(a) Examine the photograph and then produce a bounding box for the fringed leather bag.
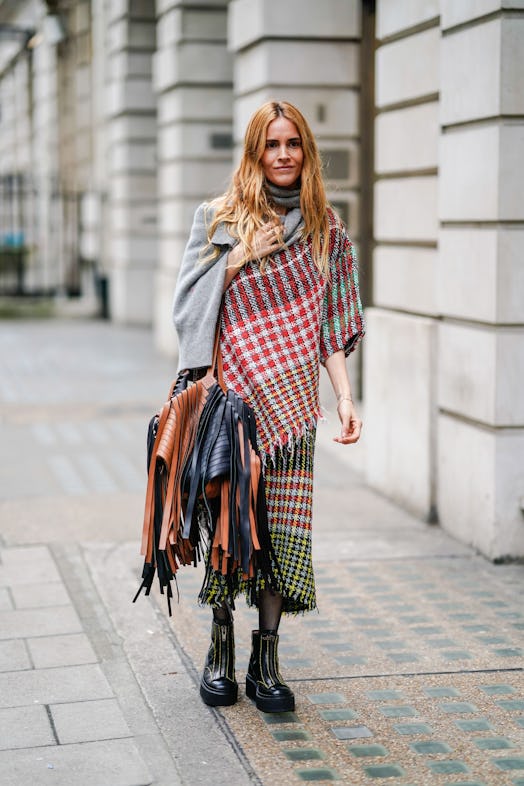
[134,334,277,614]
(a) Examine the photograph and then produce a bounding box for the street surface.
[0,318,523,785]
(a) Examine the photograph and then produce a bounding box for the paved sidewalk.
[0,544,165,785]
[0,319,523,786]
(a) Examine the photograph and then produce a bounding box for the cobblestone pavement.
[0,319,523,786]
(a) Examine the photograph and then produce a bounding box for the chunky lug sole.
[200,678,238,707]
[245,672,295,713]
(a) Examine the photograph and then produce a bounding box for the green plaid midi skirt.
[198,430,317,615]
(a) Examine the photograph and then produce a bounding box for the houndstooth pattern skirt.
[198,431,317,615]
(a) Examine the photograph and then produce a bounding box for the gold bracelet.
[337,395,353,407]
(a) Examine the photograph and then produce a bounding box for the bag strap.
[209,327,220,371]
[216,343,226,391]
[207,323,227,392]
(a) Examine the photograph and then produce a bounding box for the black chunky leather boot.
[246,629,295,713]
[200,617,238,707]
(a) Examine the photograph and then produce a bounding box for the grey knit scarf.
[265,182,304,245]
[266,181,301,210]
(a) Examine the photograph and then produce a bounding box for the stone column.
[229,0,361,231]
[436,2,524,558]
[152,0,233,355]
[57,1,92,190]
[55,1,93,297]
[365,1,440,519]
[89,0,112,307]
[106,0,157,324]
[32,27,61,294]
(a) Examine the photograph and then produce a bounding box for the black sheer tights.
[258,588,283,632]
[212,603,232,624]
[212,589,283,632]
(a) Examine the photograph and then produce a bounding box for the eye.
[266,140,278,149]
[289,139,302,148]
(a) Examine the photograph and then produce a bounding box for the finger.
[349,419,362,439]
[333,420,362,444]
[333,432,360,444]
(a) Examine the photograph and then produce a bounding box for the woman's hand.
[224,220,283,290]
[334,397,362,444]
[251,220,283,260]
[324,349,362,445]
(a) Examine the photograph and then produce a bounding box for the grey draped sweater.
[172,202,304,371]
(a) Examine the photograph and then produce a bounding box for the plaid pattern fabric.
[199,432,317,614]
[319,222,365,363]
[220,209,364,460]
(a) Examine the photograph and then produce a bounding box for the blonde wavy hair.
[202,101,331,275]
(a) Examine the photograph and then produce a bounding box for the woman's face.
[261,116,304,188]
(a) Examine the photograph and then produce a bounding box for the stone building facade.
[0,0,522,560]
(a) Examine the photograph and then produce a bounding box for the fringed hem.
[258,411,321,468]
[198,567,317,616]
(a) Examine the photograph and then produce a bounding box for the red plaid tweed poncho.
[219,208,365,462]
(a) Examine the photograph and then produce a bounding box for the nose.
[277,144,290,161]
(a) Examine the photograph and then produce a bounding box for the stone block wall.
[365,0,440,519]
[436,0,524,558]
[229,0,362,234]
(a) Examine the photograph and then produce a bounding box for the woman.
[173,101,364,713]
